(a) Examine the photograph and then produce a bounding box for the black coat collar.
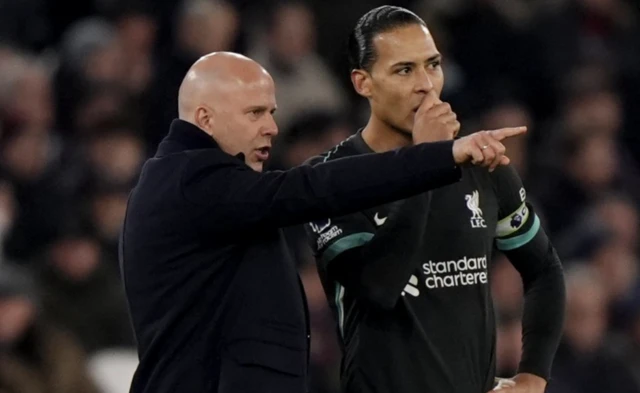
[156,119,219,157]
[155,119,246,162]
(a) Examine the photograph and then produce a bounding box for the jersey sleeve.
[490,164,566,381]
[491,165,541,251]
[304,194,431,311]
[305,212,376,270]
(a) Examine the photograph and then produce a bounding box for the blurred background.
[0,0,639,392]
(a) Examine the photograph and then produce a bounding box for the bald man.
[120,52,525,393]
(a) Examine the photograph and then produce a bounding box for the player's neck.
[361,117,412,153]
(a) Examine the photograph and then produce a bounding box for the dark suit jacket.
[120,119,461,392]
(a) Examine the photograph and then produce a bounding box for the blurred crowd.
[0,0,639,392]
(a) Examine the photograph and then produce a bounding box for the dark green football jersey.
[305,131,540,393]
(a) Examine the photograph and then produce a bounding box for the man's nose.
[264,126,279,137]
[263,116,279,137]
[415,69,434,94]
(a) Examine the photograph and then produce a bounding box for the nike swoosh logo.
[374,212,387,226]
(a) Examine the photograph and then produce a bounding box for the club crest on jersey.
[465,190,487,228]
[310,218,331,233]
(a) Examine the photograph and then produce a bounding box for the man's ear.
[194,106,214,135]
[351,69,373,98]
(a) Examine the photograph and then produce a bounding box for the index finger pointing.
[489,126,527,140]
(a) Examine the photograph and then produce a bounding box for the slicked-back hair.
[347,6,426,72]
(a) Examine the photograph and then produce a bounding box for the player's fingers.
[438,111,457,123]
[449,119,461,136]
[442,119,461,140]
[494,377,516,385]
[425,89,440,106]
[426,102,453,117]
[493,382,516,389]
[490,378,517,391]
[416,100,436,115]
[416,90,442,110]
[488,126,527,141]
[415,92,440,115]
[500,155,510,166]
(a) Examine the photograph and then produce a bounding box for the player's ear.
[351,69,372,98]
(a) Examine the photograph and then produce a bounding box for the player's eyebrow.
[391,54,442,68]
[427,54,442,63]
[391,61,415,68]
